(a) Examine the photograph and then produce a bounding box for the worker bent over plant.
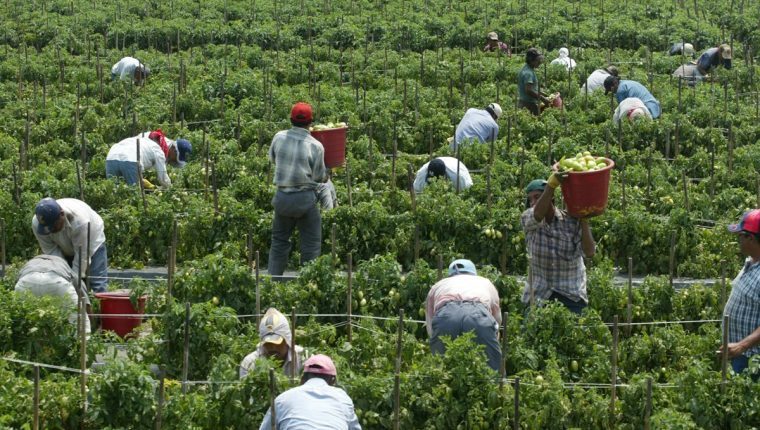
[425,259,502,371]
[240,308,305,378]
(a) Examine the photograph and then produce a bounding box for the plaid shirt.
[724,258,760,358]
[269,127,328,192]
[521,207,587,304]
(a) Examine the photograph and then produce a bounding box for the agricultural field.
[0,0,759,428]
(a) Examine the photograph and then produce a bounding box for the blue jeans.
[106,160,140,185]
[89,243,109,293]
[267,190,322,276]
[430,301,502,371]
[548,291,587,315]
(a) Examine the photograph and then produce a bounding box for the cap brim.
[727,223,743,233]
[261,334,285,344]
[36,223,53,235]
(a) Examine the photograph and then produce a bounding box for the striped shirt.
[269,127,328,192]
[724,258,760,358]
[521,207,587,304]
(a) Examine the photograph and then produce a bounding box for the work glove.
[547,171,568,189]
[142,178,156,189]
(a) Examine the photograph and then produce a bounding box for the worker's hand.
[547,172,568,189]
[142,178,156,189]
[718,342,747,359]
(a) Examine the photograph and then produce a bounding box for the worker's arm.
[489,282,502,325]
[69,223,91,278]
[425,284,440,337]
[412,164,429,194]
[154,150,172,188]
[579,219,596,258]
[722,325,760,359]
[532,185,555,222]
[258,407,273,430]
[526,82,549,104]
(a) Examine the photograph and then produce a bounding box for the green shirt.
[518,64,539,104]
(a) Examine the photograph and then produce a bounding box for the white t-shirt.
[111,57,141,80]
[581,69,611,93]
[413,157,473,193]
[107,132,171,187]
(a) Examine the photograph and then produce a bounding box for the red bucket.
[311,127,348,168]
[552,157,615,218]
[95,290,147,338]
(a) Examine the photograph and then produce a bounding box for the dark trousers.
[267,190,321,276]
[548,291,587,315]
[430,301,502,371]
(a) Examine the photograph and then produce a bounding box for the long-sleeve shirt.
[239,344,305,378]
[483,41,511,55]
[106,132,171,187]
[581,69,611,93]
[425,275,501,337]
[111,57,141,80]
[696,48,723,74]
[32,198,106,279]
[17,254,85,293]
[453,108,499,151]
[412,157,473,193]
[259,378,362,430]
[615,80,661,119]
[521,207,587,304]
[269,127,328,192]
[724,258,760,358]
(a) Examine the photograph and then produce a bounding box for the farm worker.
[412,157,473,194]
[580,66,618,93]
[259,354,362,430]
[240,308,306,378]
[521,178,596,314]
[518,48,552,116]
[696,44,732,76]
[452,103,501,151]
[550,47,577,72]
[672,44,732,85]
[106,131,192,188]
[612,97,653,125]
[720,210,760,377]
[32,198,109,293]
[604,76,661,119]
[15,255,91,334]
[425,259,502,371]
[267,102,329,276]
[668,42,696,56]
[110,56,150,85]
[483,31,511,56]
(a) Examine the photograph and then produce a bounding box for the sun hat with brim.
[487,32,499,41]
[303,354,337,376]
[719,44,732,59]
[259,308,292,346]
[35,198,62,235]
[727,209,760,234]
[261,333,285,345]
[448,259,477,276]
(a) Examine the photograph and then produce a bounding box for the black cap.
[427,158,447,179]
[604,75,618,94]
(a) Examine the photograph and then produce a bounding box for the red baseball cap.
[291,102,313,123]
[728,209,760,234]
[303,354,337,376]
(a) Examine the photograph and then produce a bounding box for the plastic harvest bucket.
[552,157,615,218]
[311,127,348,168]
[95,290,147,338]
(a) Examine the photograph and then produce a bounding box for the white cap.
[488,103,502,119]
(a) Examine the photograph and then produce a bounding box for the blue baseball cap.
[448,259,477,276]
[174,139,192,167]
[35,198,62,235]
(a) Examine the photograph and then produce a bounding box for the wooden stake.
[610,315,619,428]
[626,257,633,336]
[76,161,84,201]
[331,223,337,265]
[255,251,261,326]
[682,172,689,211]
[392,309,404,430]
[346,159,353,207]
[212,161,219,214]
[156,375,165,430]
[0,218,5,277]
[500,226,508,274]
[33,365,40,430]
[407,164,416,212]
[720,264,727,310]
[513,377,520,430]
[79,296,87,422]
[136,139,147,211]
[269,368,277,430]
[643,377,652,430]
[291,307,297,383]
[347,253,353,342]
[181,302,190,394]
[668,232,677,287]
[437,255,443,280]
